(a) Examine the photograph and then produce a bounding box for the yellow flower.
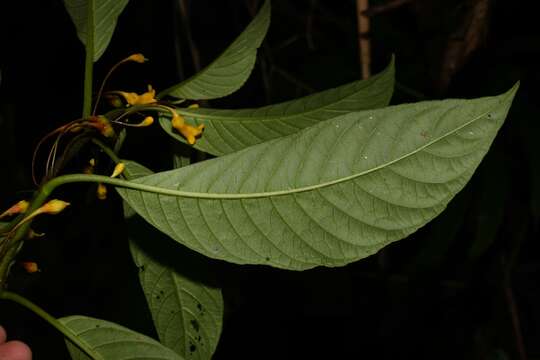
[97,183,107,200]
[0,200,29,219]
[124,53,147,64]
[170,112,204,144]
[180,124,205,145]
[117,85,157,106]
[38,199,70,215]
[134,116,154,127]
[21,261,40,273]
[171,112,204,145]
[110,163,125,178]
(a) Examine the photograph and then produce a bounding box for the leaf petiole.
[0,291,100,359]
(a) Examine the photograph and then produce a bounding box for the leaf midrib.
[130,105,496,200]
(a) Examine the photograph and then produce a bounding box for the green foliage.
[125,161,223,359]
[119,86,516,270]
[159,58,395,156]
[63,0,129,62]
[60,316,184,359]
[0,0,520,359]
[158,0,271,100]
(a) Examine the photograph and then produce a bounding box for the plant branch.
[0,291,99,359]
[356,0,371,79]
[503,284,528,360]
[82,0,95,118]
[362,0,413,16]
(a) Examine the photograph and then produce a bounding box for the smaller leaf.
[158,0,271,100]
[63,0,129,61]
[59,315,184,359]
[124,161,224,359]
[160,58,395,156]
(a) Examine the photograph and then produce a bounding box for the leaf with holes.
[118,84,518,270]
[124,161,223,360]
[158,0,270,100]
[160,58,394,156]
[59,315,183,359]
[63,0,129,61]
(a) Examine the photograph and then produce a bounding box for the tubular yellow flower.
[111,163,125,178]
[115,85,157,106]
[170,111,204,144]
[180,124,205,145]
[97,183,107,200]
[171,112,185,128]
[117,91,139,105]
[21,261,40,273]
[0,200,29,219]
[135,85,157,105]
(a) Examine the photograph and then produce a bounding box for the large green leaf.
[118,84,518,270]
[158,0,271,100]
[63,0,129,62]
[124,162,223,360]
[160,58,394,156]
[59,315,183,359]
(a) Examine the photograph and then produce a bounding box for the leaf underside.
[160,58,395,156]
[119,84,518,270]
[60,315,184,359]
[63,0,129,62]
[125,162,223,360]
[158,0,271,100]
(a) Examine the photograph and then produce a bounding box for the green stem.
[113,129,127,155]
[0,291,99,359]
[82,0,95,118]
[92,138,121,163]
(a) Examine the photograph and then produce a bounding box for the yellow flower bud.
[39,199,70,215]
[135,116,154,127]
[21,261,40,273]
[83,158,95,174]
[97,183,107,200]
[111,163,125,178]
[0,200,29,219]
[125,53,147,63]
[188,103,200,109]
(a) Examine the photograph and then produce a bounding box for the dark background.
[0,0,539,359]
